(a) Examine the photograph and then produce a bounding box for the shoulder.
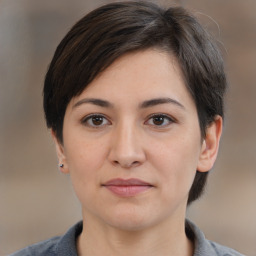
[9,236,60,256]
[185,219,246,256]
[9,221,83,256]
[207,240,246,256]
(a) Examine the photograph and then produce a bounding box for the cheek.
[64,135,109,188]
[64,138,108,207]
[65,132,106,167]
[148,134,201,197]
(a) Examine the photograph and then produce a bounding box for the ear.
[51,130,69,174]
[197,115,223,172]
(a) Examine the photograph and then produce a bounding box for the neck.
[77,213,194,256]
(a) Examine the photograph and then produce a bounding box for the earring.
[59,163,64,168]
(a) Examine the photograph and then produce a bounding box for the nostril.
[132,161,140,166]
[113,160,119,165]
[123,161,140,168]
[112,160,141,168]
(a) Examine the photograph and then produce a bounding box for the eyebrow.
[72,97,185,110]
[73,98,114,109]
[140,97,185,109]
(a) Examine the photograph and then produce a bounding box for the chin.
[103,207,157,232]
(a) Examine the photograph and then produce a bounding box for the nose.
[108,122,146,168]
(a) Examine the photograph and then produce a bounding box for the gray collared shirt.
[10,220,245,256]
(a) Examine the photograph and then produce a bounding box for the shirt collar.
[56,220,217,256]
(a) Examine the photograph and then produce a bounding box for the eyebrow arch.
[140,97,185,109]
[73,98,113,109]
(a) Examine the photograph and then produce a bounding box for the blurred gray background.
[0,0,255,255]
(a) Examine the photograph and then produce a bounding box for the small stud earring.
[59,164,64,168]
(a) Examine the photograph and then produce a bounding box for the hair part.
[43,1,227,204]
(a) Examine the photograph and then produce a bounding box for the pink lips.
[103,178,153,197]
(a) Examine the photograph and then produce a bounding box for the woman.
[11,1,244,255]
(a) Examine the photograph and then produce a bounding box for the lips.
[102,178,153,197]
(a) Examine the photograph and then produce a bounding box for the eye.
[82,114,111,128]
[145,114,174,127]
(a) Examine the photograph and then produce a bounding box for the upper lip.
[103,178,153,186]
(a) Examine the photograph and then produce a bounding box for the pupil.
[92,116,103,125]
[153,116,164,125]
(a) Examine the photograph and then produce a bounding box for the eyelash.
[145,114,175,127]
[81,113,175,129]
[81,114,111,128]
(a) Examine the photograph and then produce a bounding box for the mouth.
[102,178,154,197]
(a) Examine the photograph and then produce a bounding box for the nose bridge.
[109,118,145,167]
[114,119,138,154]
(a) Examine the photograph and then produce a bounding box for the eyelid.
[81,113,112,128]
[145,113,176,127]
[80,113,176,129]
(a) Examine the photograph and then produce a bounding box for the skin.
[53,49,222,256]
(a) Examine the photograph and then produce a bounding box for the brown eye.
[146,114,174,127]
[91,116,104,126]
[82,114,110,128]
[152,116,165,125]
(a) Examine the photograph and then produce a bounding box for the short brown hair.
[43,1,227,204]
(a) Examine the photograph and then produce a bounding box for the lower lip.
[104,185,152,197]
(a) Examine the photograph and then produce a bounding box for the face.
[54,49,221,231]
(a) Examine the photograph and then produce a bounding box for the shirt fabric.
[10,220,245,256]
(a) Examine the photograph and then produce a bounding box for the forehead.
[69,49,194,110]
